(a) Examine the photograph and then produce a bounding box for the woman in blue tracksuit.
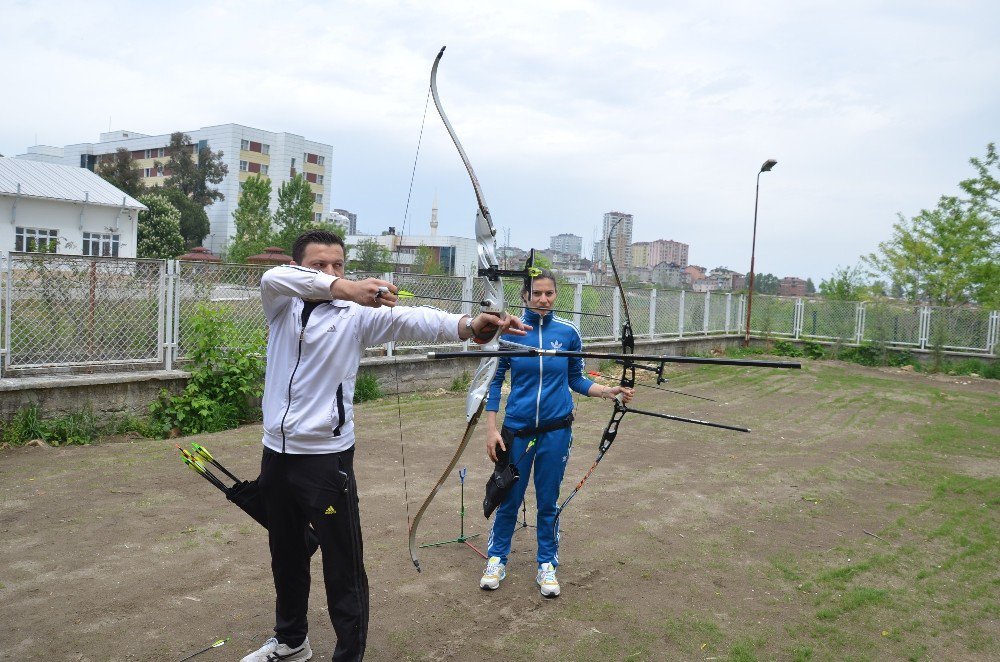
[480,269,633,597]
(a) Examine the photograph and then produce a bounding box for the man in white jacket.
[242,230,528,662]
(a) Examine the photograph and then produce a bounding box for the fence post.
[678,289,685,338]
[649,289,657,338]
[919,306,931,350]
[854,301,866,345]
[163,260,177,370]
[1,252,9,377]
[724,292,732,334]
[382,272,395,356]
[986,310,999,355]
[573,283,583,331]
[794,298,804,339]
[703,291,710,335]
[612,286,621,340]
[462,273,474,350]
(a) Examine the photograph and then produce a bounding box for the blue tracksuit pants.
[486,426,572,567]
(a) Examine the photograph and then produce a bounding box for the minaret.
[429,193,439,236]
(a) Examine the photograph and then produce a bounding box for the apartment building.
[630,241,650,268]
[16,124,333,253]
[549,232,583,257]
[649,239,689,268]
[595,211,633,272]
[778,276,808,297]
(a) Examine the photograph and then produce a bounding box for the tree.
[158,187,211,248]
[413,244,445,275]
[350,238,392,273]
[805,277,816,295]
[819,264,869,300]
[273,174,318,253]
[161,132,229,207]
[959,142,999,218]
[864,196,995,306]
[864,143,1000,308]
[96,148,145,198]
[228,175,274,263]
[136,193,185,259]
[752,273,779,294]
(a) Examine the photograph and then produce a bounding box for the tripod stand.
[419,468,487,559]
[512,498,535,536]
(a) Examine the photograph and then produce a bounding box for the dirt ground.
[1,360,997,661]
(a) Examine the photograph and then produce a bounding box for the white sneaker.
[480,556,506,590]
[241,636,312,662]
[536,562,560,598]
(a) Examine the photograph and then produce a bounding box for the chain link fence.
[1,252,997,376]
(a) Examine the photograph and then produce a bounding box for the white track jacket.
[261,265,464,454]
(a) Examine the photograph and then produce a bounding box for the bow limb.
[408,46,506,571]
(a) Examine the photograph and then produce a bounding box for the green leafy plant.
[354,372,383,403]
[449,370,471,392]
[771,340,804,357]
[802,341,826,359]
[1,404,46,445]
[0,404,147,447]
[149,304,266,437]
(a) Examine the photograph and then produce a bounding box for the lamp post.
[744,158,777,347]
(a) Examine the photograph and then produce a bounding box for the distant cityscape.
[3,123,809,293]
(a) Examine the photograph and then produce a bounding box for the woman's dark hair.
[521,268,558,299]
[292,229,346,264]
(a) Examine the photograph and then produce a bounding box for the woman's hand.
[486,426,506,463]
[607,385,635,404]
[590,383,635,404]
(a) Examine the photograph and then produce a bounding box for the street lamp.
[744,158,777,347]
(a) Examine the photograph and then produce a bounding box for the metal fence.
[1,252,997,376]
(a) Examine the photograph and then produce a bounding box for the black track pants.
[259,446,369,662]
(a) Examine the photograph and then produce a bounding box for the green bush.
[772,340,803,357]
[837,343,885,367]
[354,372,383,403]
[149,304,266,437]
[449,370,471,392]
[802,341,826,360]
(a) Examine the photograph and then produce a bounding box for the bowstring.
[395,83,433,530]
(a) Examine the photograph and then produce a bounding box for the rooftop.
[0,157,145,209]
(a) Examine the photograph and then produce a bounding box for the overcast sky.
[2,0,997,282]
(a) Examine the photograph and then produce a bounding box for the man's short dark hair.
[292,229,346,264]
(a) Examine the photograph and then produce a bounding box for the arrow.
[177,637,230,662]
[396,290,610,318]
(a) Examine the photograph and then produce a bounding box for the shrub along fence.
[1,251,996,378]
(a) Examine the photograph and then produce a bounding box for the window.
[143,167,154,177]
[260,164,269,175]
[314,193,323,204]
[317,155,325,166]
[317,175,324,185]
[314,212,323,222]
[240,160,248,171]
[241,139,250,150]
[156,164,164,176]
[261,143,270,155]
[144,148,164,159]
[82,232,120,257]
[291,157,296,168]
[15,227,58,253]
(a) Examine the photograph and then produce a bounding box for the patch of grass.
[661,613,725,654]
[1,404,152,446]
